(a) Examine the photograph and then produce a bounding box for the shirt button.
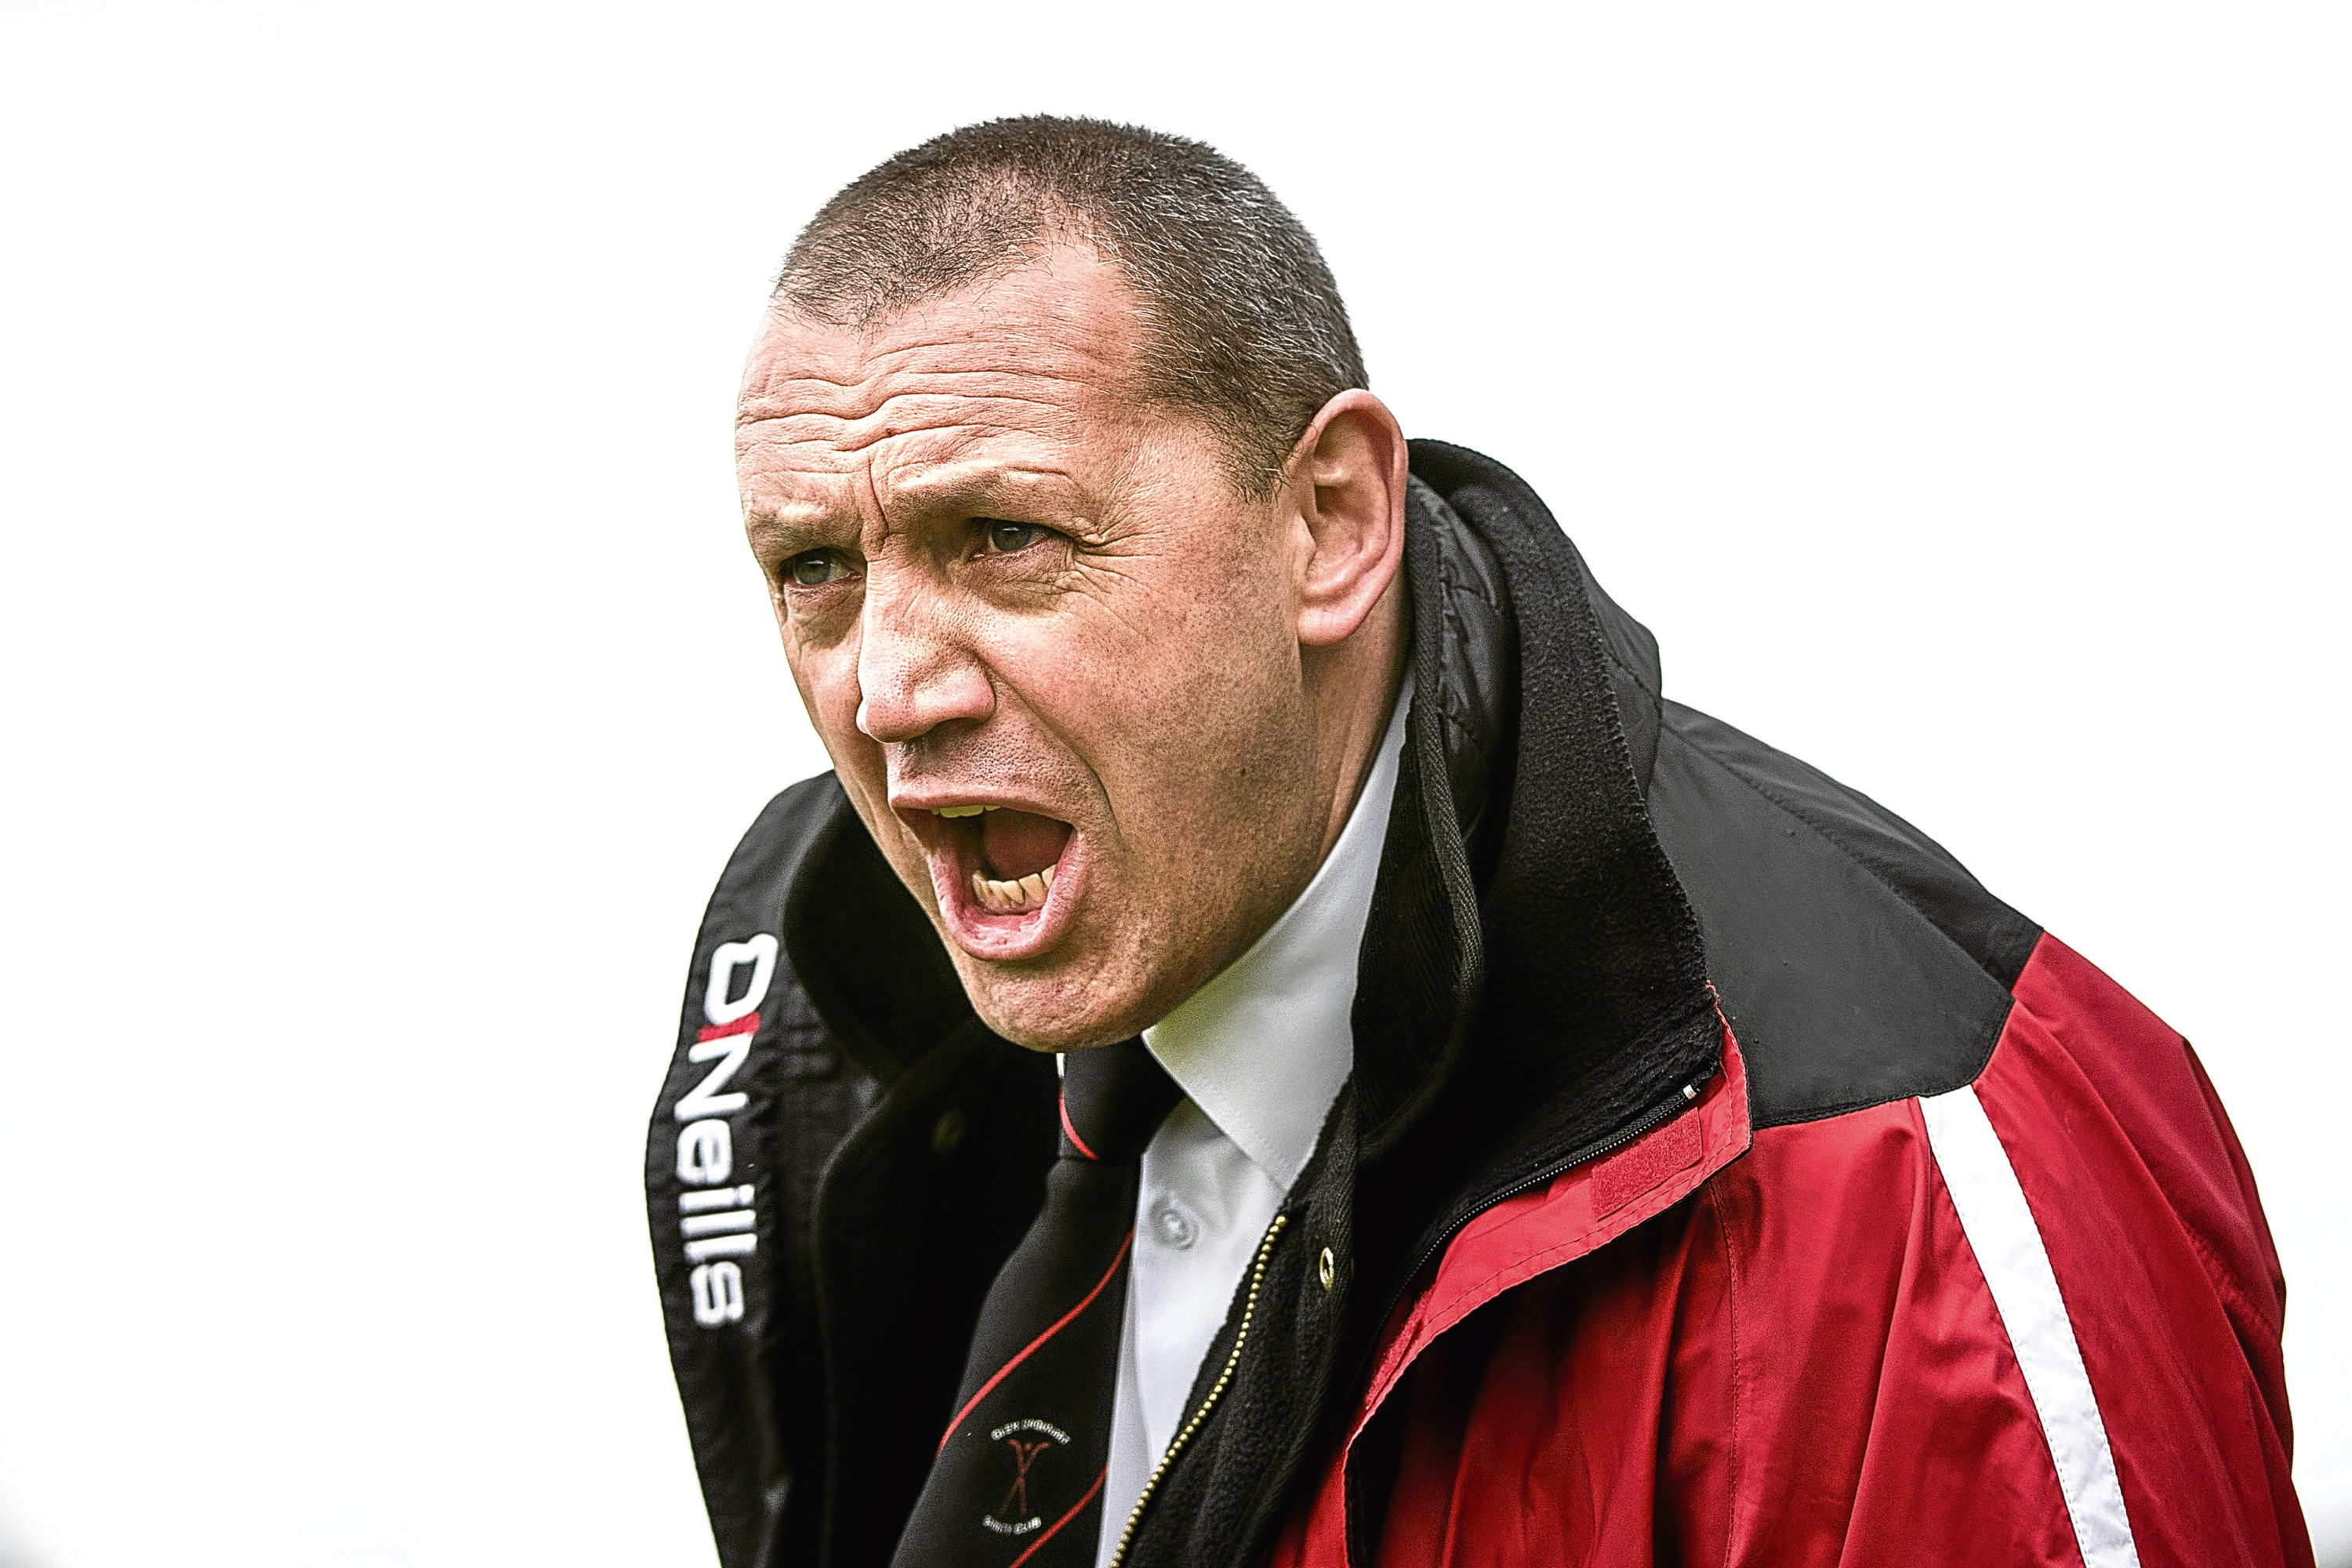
[1151,1197,1199,1250]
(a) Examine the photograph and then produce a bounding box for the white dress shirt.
[1093,672,1414,1562]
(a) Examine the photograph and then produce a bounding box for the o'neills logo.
[982,1418,1071,1537]
[673,934,777,1328]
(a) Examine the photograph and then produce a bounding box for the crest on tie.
[980,1417,1072,1537]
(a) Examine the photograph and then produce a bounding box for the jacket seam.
[1703,1178,1743,1568]
[1748,1017,2007,1131]
[2180,1207,2285,1341]
[1664,724,1968,958]
[1661,717,2045,990]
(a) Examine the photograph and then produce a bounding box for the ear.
[1286,390,1409,648]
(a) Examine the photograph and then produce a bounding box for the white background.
[1,2,2343,1564]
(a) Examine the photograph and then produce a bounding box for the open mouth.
[911,802,1081,957]
[935,804,1072,914]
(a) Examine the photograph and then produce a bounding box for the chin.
[954,960,1145,1054]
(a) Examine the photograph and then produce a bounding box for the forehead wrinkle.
[735,430,1054,520]
[781,394,1091,466]
[740,426,1091,557]
[739,265,1147,540]
[739,300,1138,428]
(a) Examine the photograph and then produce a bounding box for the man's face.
[735,247,1333,1050]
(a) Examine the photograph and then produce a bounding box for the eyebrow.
[875,461,1087,524]
[742,506,850,557]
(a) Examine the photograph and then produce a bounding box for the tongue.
[982,808,1072,881]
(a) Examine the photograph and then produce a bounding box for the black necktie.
[891,1038,1182,1568]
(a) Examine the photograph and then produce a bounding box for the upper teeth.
[934,804,993,818]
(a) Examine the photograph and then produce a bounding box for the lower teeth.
[971,863,1055,913]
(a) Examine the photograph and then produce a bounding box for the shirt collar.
[1142,670,1414,1192]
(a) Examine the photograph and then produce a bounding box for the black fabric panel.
[647,775,874,1568]
[1664,702,2042,990]
[811,1021,1059,1567]
[748,978,880,1566]
[1646,705,2027,1127]
[1406,472,1667,801]
[1403,477,1518,876]
[782,783,973,1087]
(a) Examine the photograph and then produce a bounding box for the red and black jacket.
[648,442,2309,1567]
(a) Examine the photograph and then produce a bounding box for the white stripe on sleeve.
[1920,1083,2142,1568]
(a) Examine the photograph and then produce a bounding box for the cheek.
[1008,581,1302,801]
[785,633,871,756]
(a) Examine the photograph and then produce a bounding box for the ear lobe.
[1291,390,1409,648]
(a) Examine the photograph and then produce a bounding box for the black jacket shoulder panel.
[1663,702,2043,988]
[1647,702,2041,1127]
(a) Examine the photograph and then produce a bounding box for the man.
[647,118,2310,1568]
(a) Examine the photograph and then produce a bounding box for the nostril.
[853,685,929,745]
[851,661,996,745]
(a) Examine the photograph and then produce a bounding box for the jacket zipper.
[1101,1065,1710,1565]
[1104,1212,1291,1568]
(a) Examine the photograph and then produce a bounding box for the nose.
[853,575,995,744]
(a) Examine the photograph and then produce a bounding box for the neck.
[1301,574,1410,865]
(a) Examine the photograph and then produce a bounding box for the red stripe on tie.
[1058,1092,1100,1162]
[936,1230,1134,1455]
[1008,1465,1107,1568]
[695,1012,760,1043]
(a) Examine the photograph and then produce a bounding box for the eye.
[979,518,1051,555]
[786,550,851,587]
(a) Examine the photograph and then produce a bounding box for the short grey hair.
[773,116,1368,496]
